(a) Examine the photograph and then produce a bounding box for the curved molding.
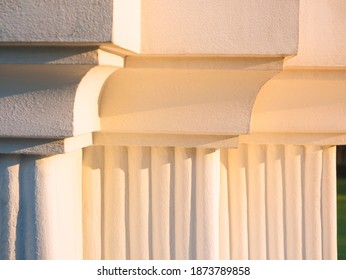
[252,69,346,133]
[0,65,118,138]
[99,68,279,135]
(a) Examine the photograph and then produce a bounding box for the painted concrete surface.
[0,65,117,138]
[252,70,346,133]
[285,0,346,67]
[114,0,299,54]
[0,151,83,260]
[100,67,279,135]
[82,144,336,260]
[139,0,299,55]
[0,0,113,43]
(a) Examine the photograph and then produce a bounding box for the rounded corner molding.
[99,68,280,136]
[0,65,118,138]
[251,69,346,133]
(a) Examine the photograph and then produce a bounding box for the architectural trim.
[99,67,280,135]
[252,69,346,133]
[0,133,92,155]
[0,65,117,138]
[94,132,239,148]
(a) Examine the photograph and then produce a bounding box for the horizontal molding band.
[94,132,238,148]
[240,133,346,145]
[0,133,92,155]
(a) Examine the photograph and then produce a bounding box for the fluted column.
[321,146,337,260]
[128,147,151,259]
[103,146,128,259]
[196,148,220,259]
[82,146,104,260]
[0,151,83,260]
[284,145,303,259]
[266,145,285,259]
[174,148,196,259]
[0,155,20,260]
[228,145,248,260]
[151,147,174,259]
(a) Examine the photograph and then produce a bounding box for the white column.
[321,146,337,260]
[0,151,83,260]
[219,148,230,259]
[18,155,57,259]
[151,147,174,259]
[103,146,128,259]
[54,150,83,259]
[266,145,285,259]
[304,145,323,259]
[228,145,248,260]
[174,147,195,259]
[0,155,20,260]
[196,148,220,259]
[82,146,103,259]
[128,147,150,259]
[247,144,267,260]
[284,145,303,259]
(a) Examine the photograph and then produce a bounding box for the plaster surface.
[100,68,279,135]
[0,134,92,155]
[0,0,113,43]
[252,70,346,133]
[0,46,99,65]
[285,0,346,68]
[0,65,117,138]
[115,0,299,54]
[113,0,141,53]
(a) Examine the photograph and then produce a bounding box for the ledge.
[0,134,92,155]
[94,132,239,148]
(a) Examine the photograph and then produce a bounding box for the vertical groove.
[151,147,174,259]
[303,145,323,259]
[196,148,220,259]
[228,144,248,260]
[54,151,83,259]
[103,146,128,259]
[219,148,230,259]
[0,155,20,260]
[190,148,197,259]
[247,144,267,260]
[321,146,337,259]
[82,146,104,259]
[23,155,58,259]
[284,145,303,259]
[85,143,335,261]
[265,145,285,259]
[174,147,194,259]
[128,147,150,259]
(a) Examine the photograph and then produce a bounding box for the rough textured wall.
[0,0,113,43]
